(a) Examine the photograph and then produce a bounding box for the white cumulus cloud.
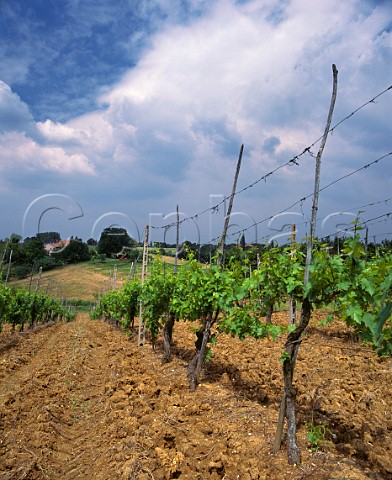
[0,132,95,175]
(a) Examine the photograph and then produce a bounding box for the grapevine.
[0,285,74,332]
[91,237,391,381]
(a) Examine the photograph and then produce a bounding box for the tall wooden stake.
[138,225,149,346]
[274,65,338,464]
[5,249,13,284]
[217,144,244,266]
[28,264,35,293]
[304,65,338,284]
[174,204,179,274]
[189,144,244,390]
[35,266,43,293]
[289,224,297,326]
[365,226,369,254]
[113,265,117,290]
[0,245,7,279]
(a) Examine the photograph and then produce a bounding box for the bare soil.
[0,312,391,479]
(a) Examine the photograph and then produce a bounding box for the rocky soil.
[0,311,391,479]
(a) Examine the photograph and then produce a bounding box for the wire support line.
[301,195,392,227]
[371,232,392,239]
[318,152,391,195]
[363,211,392,226]
[294,196,392,232]
[329,84,392,135]
[150,84,392,233]
[345,197,392,213]
[223,207,392,245]
[149,152,303,231]
[238,84,392,197]
[322,211,392,238]
[208,151,392,243]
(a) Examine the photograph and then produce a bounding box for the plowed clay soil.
[0,312,391,480]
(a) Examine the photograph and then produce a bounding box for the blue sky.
[0,0,391,246]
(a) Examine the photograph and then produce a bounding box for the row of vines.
[91,234,391,463]
[0,285,75,332]
[92,235,391,360]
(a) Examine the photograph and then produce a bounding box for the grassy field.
[10,262,114,302]
[8,255,182,302]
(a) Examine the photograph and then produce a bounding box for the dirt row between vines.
[0,312,391,479]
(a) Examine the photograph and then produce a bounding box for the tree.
[198,244,217,263]
[3,233,24,264]
[57,239,90,263]
[97,227,135,257]
[7,233,22,244]
[87,238,97,246]
[22,236,47,264]
[36,231,61,244]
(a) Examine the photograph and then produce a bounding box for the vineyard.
[92,235,392,359]
[0,238,391,478]
[0,285,74,333]
[89,232,392,465]
[0,279,391,479]
[0,70,391,478]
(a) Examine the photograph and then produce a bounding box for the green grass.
[8,254,185,302]
[88,257,139,277]
[66,299,96,312]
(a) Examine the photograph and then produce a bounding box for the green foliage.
[13,264,31,279]
[220,303,287,340]
[97,227,136,257]
[253,246,304,304]
[122,279,142,328]
[141,260,176,342]
[318,314,334,327]
[22,236,47,264]
[219,246,303,339]
[0,285,73,331]
[307,418,331,452]
[91,278,141,331]
[2,234,61,278]
[56,239,91,263]
[90,290,125,323]
[280,350,291,363]
[36,231,61,244]
[178,242,218,263]
[91,236,391,356]
[87,238,97,246]
[36,256,62,271]
[305,235,392,354]
[171,258,240,322]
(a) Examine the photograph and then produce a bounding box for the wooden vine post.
[0,245,7,276]
[188,144,244,390]
[113,265,117,290]
[5,249,12,284]
[35,266,43,293]
[217,144,244,267]
[161,205,180,363]
[289,224,297,326]
[138,224,149,347]
[273,65,338,464]
[174,204,180,274]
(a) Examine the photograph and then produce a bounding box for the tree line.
[1,227,391,280]
[0,227,147,280]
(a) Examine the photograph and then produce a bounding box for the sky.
[0,0,391,247]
